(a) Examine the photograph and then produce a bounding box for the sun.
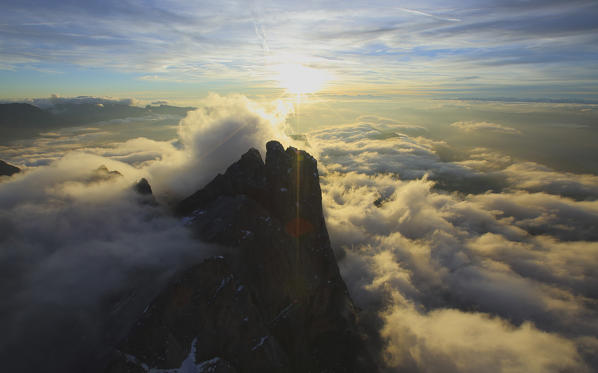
[275,64,329,94]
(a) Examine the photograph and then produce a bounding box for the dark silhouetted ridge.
[0,102,195,144]
[0,160,20,177]
[105,140,378,373]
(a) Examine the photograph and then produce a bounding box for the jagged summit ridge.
[0,159,20,177]
[176,140,321,222]
[175,140,327,246]
[105,140,377,373]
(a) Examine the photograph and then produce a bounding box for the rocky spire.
[105,141,377,373]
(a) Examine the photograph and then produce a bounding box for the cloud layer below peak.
[0,95,597,372]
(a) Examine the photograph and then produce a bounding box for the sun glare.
[275,64,329,94]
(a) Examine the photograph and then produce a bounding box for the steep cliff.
[0,160,20,177]
[105,141,377,372]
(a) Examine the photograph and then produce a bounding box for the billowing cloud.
[310,122,468,180]
[0,154,217,371]
[450,121,521,135]
[381,305,587,373]
[308,121,598,371]
[147,93,292,196]
[502,162,598,199]
[0,94,294,371]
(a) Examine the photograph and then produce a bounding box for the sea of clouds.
[308,123,598,372]
[0,94,596,372]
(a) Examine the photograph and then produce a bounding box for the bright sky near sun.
[1,0,597,102]
[275,64,331,94]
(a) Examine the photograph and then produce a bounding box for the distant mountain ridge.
[0,102,195,143]
[0,159,20,177]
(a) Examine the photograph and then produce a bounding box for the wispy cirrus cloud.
[1,0,597,96]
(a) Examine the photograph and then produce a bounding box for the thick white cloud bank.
[308,123,598,372]
[1,95,597,372]
[151,93,291,196]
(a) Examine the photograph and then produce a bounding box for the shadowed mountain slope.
[105,140,377,373]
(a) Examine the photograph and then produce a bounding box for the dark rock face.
[106,141,377,373]
[133,178,158,206]
[134,178,153,195]
[90,165,122,183]
[0,160,20,177]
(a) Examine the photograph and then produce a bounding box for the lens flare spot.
[285,217,314,238]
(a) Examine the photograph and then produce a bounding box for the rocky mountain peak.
[133,178,153,195]
[0,159,20,177]
[105,141,377,373]
[133,178,158,206]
